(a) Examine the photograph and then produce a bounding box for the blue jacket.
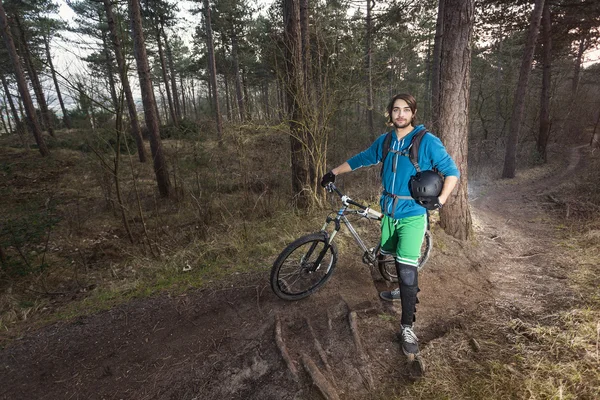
[347,124,460,219]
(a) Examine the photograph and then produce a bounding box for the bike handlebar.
[325,182,383,220]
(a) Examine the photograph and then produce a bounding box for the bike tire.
[270,233,338,301]
[377,230,432,282]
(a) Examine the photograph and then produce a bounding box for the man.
[320,93,459,357]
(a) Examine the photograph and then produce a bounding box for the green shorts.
[380,214,427,267]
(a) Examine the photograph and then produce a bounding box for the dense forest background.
[1,0,600,397]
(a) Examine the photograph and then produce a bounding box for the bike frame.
[312,186,383,270]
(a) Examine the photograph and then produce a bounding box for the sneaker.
[379,288,401,302]
[401,325,419,356]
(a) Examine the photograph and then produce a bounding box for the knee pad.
[396,262,418,287]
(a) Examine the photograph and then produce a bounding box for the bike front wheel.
[377,230,433,282]
[270,233,338,301]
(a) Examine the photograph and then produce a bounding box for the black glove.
[320,171,336,187]
[416,196,443,210]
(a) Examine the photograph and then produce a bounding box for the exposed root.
[305,316,334,378]
[301,353,340,400]
[348,311,375,390]
[274,314,298,381]
[348,311,365,357]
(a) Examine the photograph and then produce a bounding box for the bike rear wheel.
[270,233,338,301]
[377,230,432,282]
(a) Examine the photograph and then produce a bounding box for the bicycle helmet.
[409,170,443,210]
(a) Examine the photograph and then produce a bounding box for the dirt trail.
[0,147,583,400]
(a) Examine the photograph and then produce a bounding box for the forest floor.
[1,139,599,399]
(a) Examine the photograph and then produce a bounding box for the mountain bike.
[270,182,432,301]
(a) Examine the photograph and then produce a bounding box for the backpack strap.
[379,131,393,178]
[408,128,427,173]
[380,127,429,176]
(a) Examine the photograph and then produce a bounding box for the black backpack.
[379,128,429,177]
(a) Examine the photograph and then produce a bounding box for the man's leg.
[381,214,427,355]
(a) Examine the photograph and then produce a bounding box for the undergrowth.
[0,124,381,342]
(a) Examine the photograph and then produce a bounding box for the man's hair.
[386,93,417,125]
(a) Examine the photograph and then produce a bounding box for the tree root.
[301,353,340,400]
[305,316,334,379]
[348,311,375,390]
[274,314,298,381]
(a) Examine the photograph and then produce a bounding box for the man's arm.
[438,175,458,206]
[331,162,352,176]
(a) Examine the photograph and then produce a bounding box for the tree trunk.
[224,75,232,121]
[431,0,445,132]
[502,0,544,179]
[103,0,146,162]
[537,2,551,162]
[590,109,600,148]
[129,0,171,197]
[1,74,22,133]
[155,23,177,127]
[43,34,71,129]
[365,0,374,141]
[242,71,251,120]
[190,79,198,119]
[284,0,313,208]
[0,1,48,155]
[231,28,246,122]
[572,36,585,95]
[162,25,182,122]
[495,34,504,134]
[424,36,432,125]
[262,81,270,120]
[0,106,8,134]
[13,13,54,137]
[438,0,474,241]
[203,0,223,140]
[567,35,586,138]
[101,30,120,113]
[179,74,186,118]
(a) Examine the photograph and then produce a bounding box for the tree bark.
[43,34,71,129]
[203,0,223,140]
[129,0,171,197]
[0,1,48,155]
[502,0,545,179]
[537,2,551,162]
[431,0,445,133]
[438,0,474,240]
[103,0,146,162]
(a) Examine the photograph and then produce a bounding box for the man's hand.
[320,171,336,187]
[417,196,443,210]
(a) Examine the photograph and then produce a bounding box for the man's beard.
[393,120,411,129]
